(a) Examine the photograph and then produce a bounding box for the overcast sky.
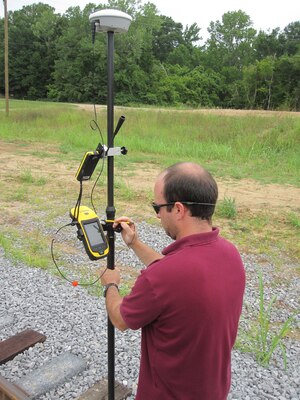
[1,0,299,40]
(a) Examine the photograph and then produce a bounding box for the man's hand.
[100,267,128,332]
[113,216,137,247]
[101,267,121,286]
[113,216,163,266]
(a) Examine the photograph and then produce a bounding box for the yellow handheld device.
[70,206,109,260]
[75,151,101,181]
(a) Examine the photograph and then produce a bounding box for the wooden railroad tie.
[0,329,46,365]
[77,379,132,400]
[0,376,30,400]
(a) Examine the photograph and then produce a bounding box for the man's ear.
[174,202,186,220]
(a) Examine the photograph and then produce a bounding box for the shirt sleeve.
[120,270,161,330]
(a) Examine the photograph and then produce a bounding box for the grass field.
[1,99,300,184]
[0,99,299,284]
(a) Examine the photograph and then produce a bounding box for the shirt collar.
[162,227,219,256]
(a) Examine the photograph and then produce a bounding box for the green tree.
[107,0,142,16]
[241,63,259,108]
[183,23,202,46]
[255,28,284,59]
[1,2,298,110]
[251,21,300,109]
[273,53,300,110]
[206,10,256,71]
[152,16,185,63]
[6,3,60,99]
[181,66,224,107]
[48,4,104,103]
[279,21,300,56]
[242,57,276,109]
[112,2,161,103]
[167,23,203,68]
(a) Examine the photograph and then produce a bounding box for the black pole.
[106,30,115,400]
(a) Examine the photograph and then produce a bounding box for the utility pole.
[3,0,9,116]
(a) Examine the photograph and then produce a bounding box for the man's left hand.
[101,267,121,286]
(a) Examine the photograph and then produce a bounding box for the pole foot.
[77,379,132,400]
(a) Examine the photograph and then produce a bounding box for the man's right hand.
[114,216,163,266]
[113,216,137,247]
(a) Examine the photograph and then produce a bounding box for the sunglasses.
[152,201,216,214]
[152,202,175,214]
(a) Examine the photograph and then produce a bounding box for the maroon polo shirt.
[120,228,245,400]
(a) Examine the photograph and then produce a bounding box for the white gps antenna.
[89,9,132,33]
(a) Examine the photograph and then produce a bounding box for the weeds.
[217,196,237,219]
[11,187,28,202]
[287,212,300,229]
[236,270,298,368]
[20,169,47,186]
[0,230,50,269]
[20,169,35,184]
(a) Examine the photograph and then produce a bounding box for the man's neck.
[176,218,212,241]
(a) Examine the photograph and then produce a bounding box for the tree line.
[0,0,299,110]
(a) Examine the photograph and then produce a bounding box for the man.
[101,162,245,400]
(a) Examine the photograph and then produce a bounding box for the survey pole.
[88,10,132,400]
[106,30,116,400]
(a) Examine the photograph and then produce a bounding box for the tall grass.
[0,99,299,185]
[217,197,237,219]
[236,270,298,368]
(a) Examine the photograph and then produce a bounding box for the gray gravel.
[0,221,299,399]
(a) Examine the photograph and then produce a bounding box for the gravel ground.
[0,222,299,399]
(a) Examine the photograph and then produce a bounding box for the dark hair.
[162,163,218,221]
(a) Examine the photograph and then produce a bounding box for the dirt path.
[75,104,300,211]
[218,178,299,211]
[0,141,299,213]
[76,103,300,118]
[121,164,300,212]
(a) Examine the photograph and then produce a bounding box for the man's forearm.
[129,238,163,266]
[105,286,128,332]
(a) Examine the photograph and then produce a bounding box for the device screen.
[83,221,105,248]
